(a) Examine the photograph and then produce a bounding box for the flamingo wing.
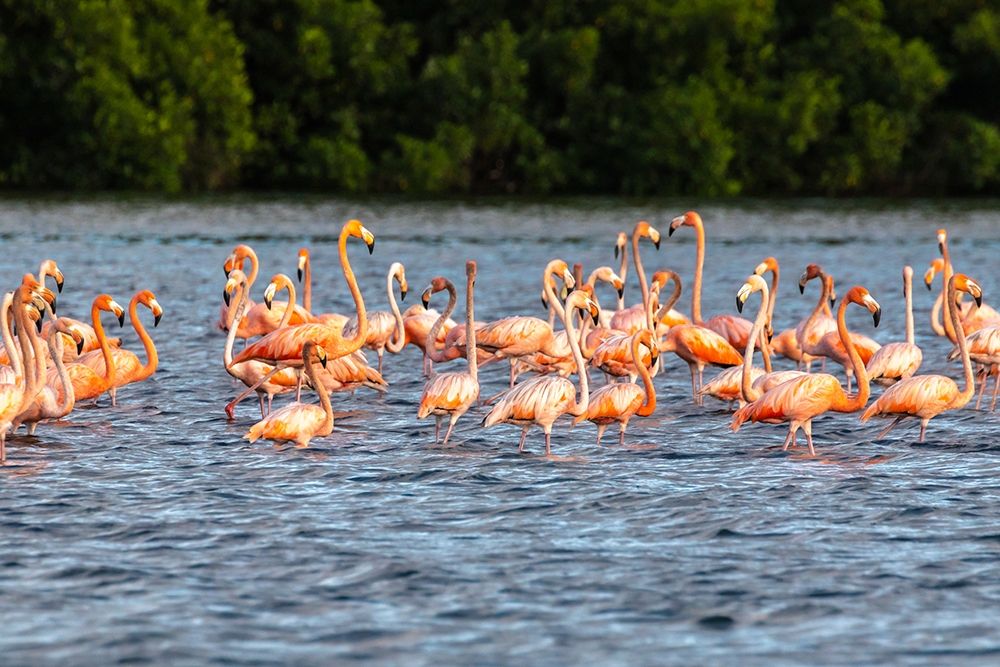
[245,403,327,445]
[861,375,958,421]
[418,372,479,418]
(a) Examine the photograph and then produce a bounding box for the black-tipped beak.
[591,310,600,326]
[320,354,328,369]
[540,295,547,310]
[224,267,230,278]
[422,293,431,310]
[974,294,983,308]
[367,240,375,255]
[736,298,744,314]
[614,245,619,259]
[668,226,676,238]
[617,287,624,299]
[297,268,303,282]
[223,289,231,307]
[35,318,43,333]
[830,296,836,306]
[938,242,944,254]
[400,288,407,302]
[653,239,661,249]
[872,308,881,327]
[56,279,64,293]
[154,313,162,327]
[51,298,57,314]
[798,283,805,294]
[560,286,569,301]
[264,295,273,310]
[925,280,932,291]
[76,338,84,355]
[766,327,774,343]
[117,312,125,327]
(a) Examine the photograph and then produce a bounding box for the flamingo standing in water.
[15,316,80,435]
[925,258,999,337]
[574,329,657,445]
[668,211,755,349]
[57,295,125,404]
[72,290,162,405]
[475,259,576,389]
[483,290,600,457]
[862,274,982,441]
[227,220,375,408]
[342,262,408,373]
[865,266,922,386]
[0,287,35,461]
[610,221,663,334]
[245,341,332,447]
[792,265,837,371]
[753,257,808,368]
[417,261,481,445]
[732,286,881,455]
[953,327,1000,411]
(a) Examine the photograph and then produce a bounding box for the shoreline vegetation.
[2,1,998,197]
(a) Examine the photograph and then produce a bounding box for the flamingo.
[400,303,458,376]
[341,262,408,373]
[72,290,162,406]
[951,327,1000,411]
[610,221,664,334]
[417,261,481,445]
[297,247,350,330]
[732,286,881,455]
[925,257,999,337]
[474,259,576,389]
[752,257,807,368]
[16,317,80,435]
[574,329,657,445]
[861,274,982,441]
[865,266,923,386]
[244,341,333,447]
[668,211,754,349]
[0,287,34,461]
[227,220,374,403]
[223,270,297,419]
[53,295,125,404]
[482,289,600,457]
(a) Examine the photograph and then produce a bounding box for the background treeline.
[1,0,998,195]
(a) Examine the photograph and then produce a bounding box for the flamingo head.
[845,287,881,327]
[137,290,163,327]
[264,273,293,310]
[614,232,627,259]
[297,248,309,282]
[798,263,823,294]
[668,211,700,238]
[593,266,624,298]
[95,295,126,327]
[54,318,86,354]
[566,290,601,326]
[636,220,662,248]
[40,259,64,293]
[466,260,477,284]
[936,228,947,254]
[25,300,44,333]
[390,262,408,301]
[345,219,375,254]
[636,329,659,366]
[224,269,247,307]
[302,341,328,369]
[953,274,983,307]
[924,258,944,290]
[902,265,914,297]
[754,257,778,277]
[227,244,255,278]
[421,276,450,309]
[736,275,768,314]
[22,274,57,315]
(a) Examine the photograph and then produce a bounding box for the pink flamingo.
[865,266,923,386]
[245,342,332,447]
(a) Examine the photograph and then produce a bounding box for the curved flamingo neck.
[385,270,406,354]
[801,273,831,338]
[632,226,650,316]
[941,242,956,343]
[653,274,683,327]
[1,293,23,379]
[930,291,945,337]
[562,301,589,417]
[277,280,297,329]
[766,264,779,325]
[618,241,628,310]
[904,269,914,345]
[635,334,656,416]
[224,280,249,369]
[691,218,705,325]
[245,249,260,290]
[834,298,869,412]
[130,295,159,381]
[92,300,116,389]
[947,277,975,405]
[303,256,312,312]
[466,270,477,383]
[48,326,74,414]
[339,227,367,350]
[305,351,333,433]
[543,265,567,326]
[741,284,770,403]
[425,282,457,363]
[12,290,33,405]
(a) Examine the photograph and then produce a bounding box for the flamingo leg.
[377,349,384,374]
[518,427,528,452]
[976,368,987,410]
[803,420,815,456]
[434,416,442,443]
[991,370,999,412]
[876,415,905,440]
[267,394,274,414]
[295,370,304,402]
[845,369,853,393]
[110,387,118,407]
[257,394,266,419]
[226,365,284,420]
[596,423,607,445]
[688,364,699,406]
[544,429,552,457]
[1,433,5,463]
[509,360,517,389]
[783,424,799,451]
[919,418,929,443]
[618,422,627,447]
[442,417,457,446]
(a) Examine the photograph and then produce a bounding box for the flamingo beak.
[560,285,570,301]
[223,289,231,307]
[975,294,983,308]
[76,337,84,355]
[591,308,600,326]
[754,262,767,276]
[297,256,306,282]
[55,275,64,293]
[297,268,303,282]
[653,238,661,249]
[925,277,933,290]
[541,295,547,310]
[736,297,744,314]
[400,287,407,302]
[736,283,752,313]
[153,301,163,327]
[873,308,881,327]
[614,245,619,260]
[617,286,624,299]
[154,313,162,327]
[50,297,57,314]
[117,313,125,327]
[263,283,276,310]
[366,238,375,254]
[421,288,432,310]
[35,316,43,333]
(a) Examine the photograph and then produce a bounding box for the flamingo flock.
[0,264,161,462]
[1,212,996,465]
[209,214,998,459]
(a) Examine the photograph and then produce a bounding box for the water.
[1,196,999,664]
